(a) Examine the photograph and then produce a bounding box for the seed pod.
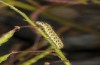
[0,26,20,46]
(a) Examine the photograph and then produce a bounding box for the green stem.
[55,49,71,65]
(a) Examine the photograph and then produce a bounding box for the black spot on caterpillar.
[36,21,63,49]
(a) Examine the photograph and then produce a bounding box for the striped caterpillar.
[36,21,63,49]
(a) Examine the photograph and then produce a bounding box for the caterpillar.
[36,21,63,49]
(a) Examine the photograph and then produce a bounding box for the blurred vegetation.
[0,0,100,65]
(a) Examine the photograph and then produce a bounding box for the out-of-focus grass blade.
[74,0,87,4]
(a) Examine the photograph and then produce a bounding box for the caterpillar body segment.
[36,21,64,49]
